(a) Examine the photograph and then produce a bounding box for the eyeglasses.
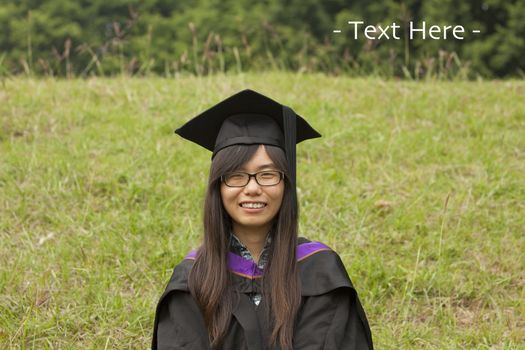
[221,170,284,187]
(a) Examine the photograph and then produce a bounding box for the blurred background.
[1,0,524,79]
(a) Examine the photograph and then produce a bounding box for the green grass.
[1,73,524,349]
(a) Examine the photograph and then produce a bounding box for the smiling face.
[220,145,285,237]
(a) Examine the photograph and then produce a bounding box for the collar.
[230,232,272,270]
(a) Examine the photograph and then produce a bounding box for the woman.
[152,90,373,350]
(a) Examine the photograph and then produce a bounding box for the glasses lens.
[223,171,283,187]
[256,171,282,186]
[224,173,249,187]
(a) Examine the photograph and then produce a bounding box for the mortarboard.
[175,89,321,206]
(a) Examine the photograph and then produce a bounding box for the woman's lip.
[238,203,267,208]
[239,206,266,213]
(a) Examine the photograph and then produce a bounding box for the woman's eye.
[228,173,246,181]
[260,172,276,178]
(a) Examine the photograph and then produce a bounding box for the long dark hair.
[188,144,301,350]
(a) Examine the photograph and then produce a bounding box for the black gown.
[152,238,374,349]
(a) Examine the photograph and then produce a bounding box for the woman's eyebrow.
[256,163,276,170]
[239,163,276,171]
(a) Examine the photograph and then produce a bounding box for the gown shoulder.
[295,236,374,349]
[296,236,356,296]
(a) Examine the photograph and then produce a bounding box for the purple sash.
[184,241,331,279]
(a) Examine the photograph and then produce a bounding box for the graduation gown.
[152,238,373,349]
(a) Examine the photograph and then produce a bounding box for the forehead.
[238,145,275,171]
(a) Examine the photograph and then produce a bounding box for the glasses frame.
[221,170,285,187]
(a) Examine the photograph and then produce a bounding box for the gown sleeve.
[293,288,373,350]
[155,291,210,350]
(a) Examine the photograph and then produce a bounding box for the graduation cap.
[175,89,321,206]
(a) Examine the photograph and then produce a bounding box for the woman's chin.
[234,218,271,232]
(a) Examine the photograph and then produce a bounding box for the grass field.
[1,73,524,349]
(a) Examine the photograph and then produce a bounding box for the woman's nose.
[243,176,262,194]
